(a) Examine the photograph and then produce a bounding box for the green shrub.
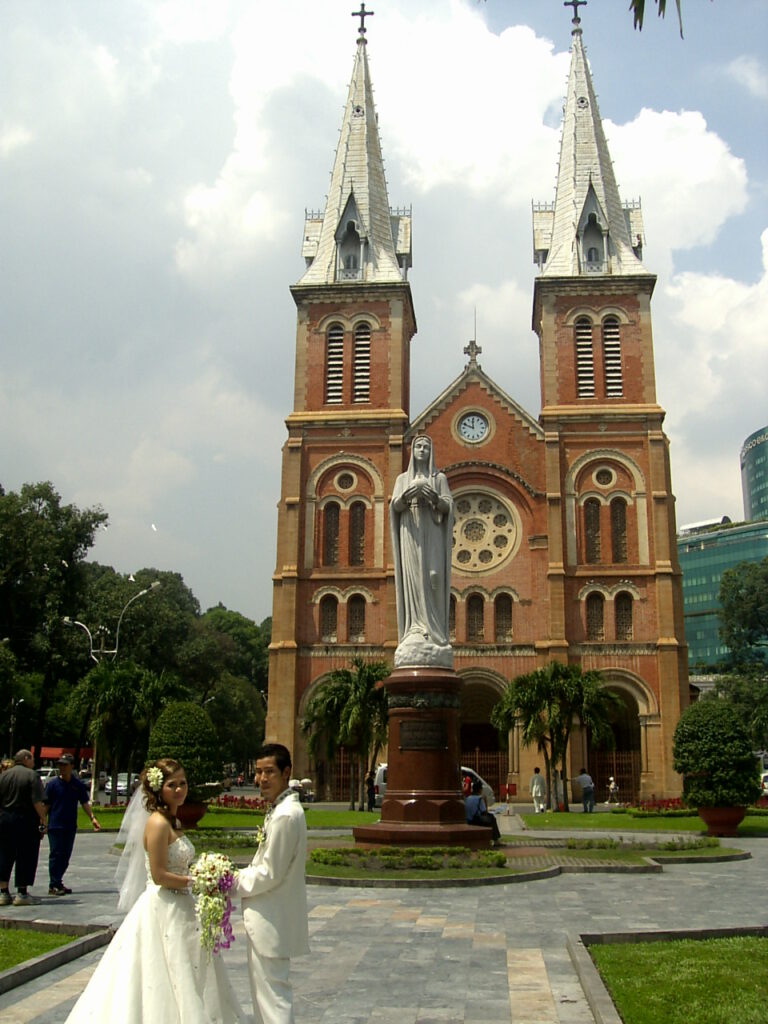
[410,854,439,870]
[476,850,506,868]
[310,848,348,866]
[147,701,223,802]
[673,698,761,808]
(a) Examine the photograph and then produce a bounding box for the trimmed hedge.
[147,701,222,802]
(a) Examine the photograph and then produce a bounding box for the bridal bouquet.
[190,852,238,957]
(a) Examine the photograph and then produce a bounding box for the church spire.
[299,21,409,286]
[533,11,645,277]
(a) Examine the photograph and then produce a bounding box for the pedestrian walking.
[45,754,101,896]
[0,750,47,905]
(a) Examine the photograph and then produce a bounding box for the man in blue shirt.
[45,755,100,896]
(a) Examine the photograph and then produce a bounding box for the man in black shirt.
[0,750,47,905]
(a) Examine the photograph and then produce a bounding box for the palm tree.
[492,663,619,811]
[302,657,390,808]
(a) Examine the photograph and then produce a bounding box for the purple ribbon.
[212,871,236,955]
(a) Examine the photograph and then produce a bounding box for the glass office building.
[742,425,768,522]
[677,519,768,668]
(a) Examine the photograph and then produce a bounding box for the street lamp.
[8,697,24,757]
[64,580,161,800]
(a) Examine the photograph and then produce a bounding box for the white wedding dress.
[66,835,247,1023]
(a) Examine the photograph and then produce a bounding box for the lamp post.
[64,580,161,802]
[8,697,24,757]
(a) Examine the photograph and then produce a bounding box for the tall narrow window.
[320,595,338,642]
[467,594,485,642]
[610,497,628,563]
[615,592,633,641]
[348,594,366,642]
[325,324,344,404]
[323,502,339,566]
[353,323,371,402]
[449,595,456,641]
[349,501,366,565]
[575,317,595,398]
[602,317,623,397]
[494,594,513,642]
[586,593,604,641]
[585,498,601,564]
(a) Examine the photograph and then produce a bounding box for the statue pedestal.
[353,667,492,849]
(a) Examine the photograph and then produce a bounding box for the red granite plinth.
[353,666,492,849]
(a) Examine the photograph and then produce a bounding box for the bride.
[67,758,247,1023]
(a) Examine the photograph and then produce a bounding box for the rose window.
[452,491,520,573]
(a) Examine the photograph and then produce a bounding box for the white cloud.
[725,55,768,100]
[0,123,34,156]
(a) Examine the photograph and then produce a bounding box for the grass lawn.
[0,930,78,971]
[81,806,381,831]
[591,936,768,1024]
[520,810,768,835]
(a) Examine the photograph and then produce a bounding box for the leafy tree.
[147,701,223,802]
[203,672,266,771]
[491,662,618,811]
[302,657,390,808]
[0,482,107,757]
[719,557,768,666]
[629,0,685,35]
[202,605,270,696]
[714,667,768,751]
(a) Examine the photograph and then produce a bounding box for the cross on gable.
[352,3,374,39]
[564,0,587,23]
[463,337,482,367]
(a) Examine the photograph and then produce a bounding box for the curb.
[0,919,115,995]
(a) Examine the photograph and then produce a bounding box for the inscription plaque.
[399,719,447,751]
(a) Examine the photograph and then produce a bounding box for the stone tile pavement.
[0,815,766,1023]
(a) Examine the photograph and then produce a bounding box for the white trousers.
[246,946,294,1024]
[533,795,546,813]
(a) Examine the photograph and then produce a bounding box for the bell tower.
[265,11,415,765]
[531,6,688,797]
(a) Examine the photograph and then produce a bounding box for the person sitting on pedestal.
[465,780,500,843]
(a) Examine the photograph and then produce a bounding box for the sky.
[1,0,767,622]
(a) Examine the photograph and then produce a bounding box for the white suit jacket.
[237,790,310,959]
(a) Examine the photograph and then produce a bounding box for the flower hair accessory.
[146,766,164,792]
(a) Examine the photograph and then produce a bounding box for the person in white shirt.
[529,766,546,813]
[234,744,309,1024]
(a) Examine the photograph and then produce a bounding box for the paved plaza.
[0,815,766,1023]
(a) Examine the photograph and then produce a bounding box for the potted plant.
[147,701,223,828]
[673,697,761,836]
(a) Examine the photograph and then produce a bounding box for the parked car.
[761,770,768,796]
[104,773,140,797]
[36,767,58,787]
[374,764,495,808]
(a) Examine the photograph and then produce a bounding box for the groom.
[234,743,309,1024]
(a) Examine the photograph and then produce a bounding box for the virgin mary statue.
[390,435,454,668]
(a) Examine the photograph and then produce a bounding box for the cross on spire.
[564,0,587,26]
[463,337,482,368]
[352,3,374,41]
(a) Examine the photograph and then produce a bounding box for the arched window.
[353,323,371,403]
[348,594,366,642]
[320,595,338,642]
[575,317,595,398]
[349,501,366,565]
[323,502,339,566]
[602,317,623,397]
[325,324,344,404]
[610,497,628,563]
[494,594,513,642]
[586,593,605,641]
[449,595,456,641]
[467,594,484,642]
[585,498,601,563]
[616,592,633,641]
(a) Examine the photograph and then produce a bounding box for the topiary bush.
[147,701,223,802]
[673,698,761,808]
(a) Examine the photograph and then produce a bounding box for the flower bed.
[210,795,269,812]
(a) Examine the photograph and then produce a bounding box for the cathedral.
[264,9,689,803]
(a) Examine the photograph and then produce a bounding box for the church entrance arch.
[587,684,643,804]
[459,673,508,800]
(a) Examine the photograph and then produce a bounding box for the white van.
[374,764,495,808]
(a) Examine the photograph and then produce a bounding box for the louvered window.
[494,594,513,642]
[467,594,485,642]
[616,592,633,641]
[586,593,605,641]
[353,323,371,403]
[585,498,601,564]
[349,502,365,566]
[325,324,344,404]
[603,317,623,397]
[323,502,339,566]
[320,596,338,642]
[575,318,595,398]
[348,594,366,642]
[611,498,628,563]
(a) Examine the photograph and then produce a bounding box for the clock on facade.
[458,412,489,443]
